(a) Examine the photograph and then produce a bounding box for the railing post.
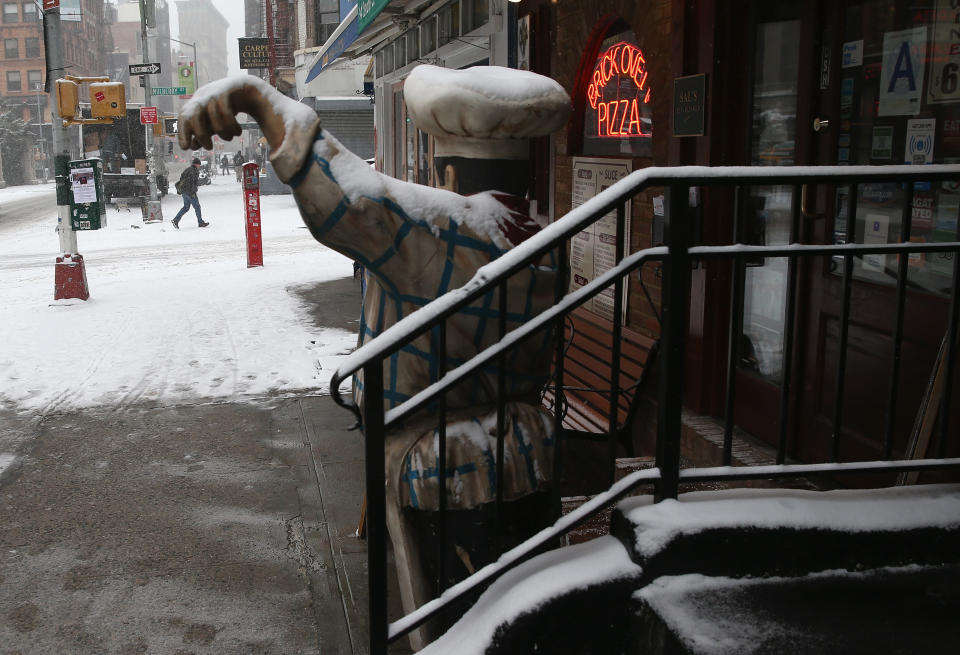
[656,185,692,501]
[363,361,388,654]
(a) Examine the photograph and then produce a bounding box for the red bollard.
[242,162,263,268]
[54,253,90,301]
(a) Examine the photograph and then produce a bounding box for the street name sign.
[153,86,187,96]
[129,62,162,76]
[140,107,159,125]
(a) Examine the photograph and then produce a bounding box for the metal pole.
[139,0,159,205]
[193,42,198,88]
[35,83,47,182]
[44,7,77,255]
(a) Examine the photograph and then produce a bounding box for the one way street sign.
[129,62,161,76]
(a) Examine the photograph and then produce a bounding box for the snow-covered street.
[0,174,358,414]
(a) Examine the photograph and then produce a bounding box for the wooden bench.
[542,307,659,455]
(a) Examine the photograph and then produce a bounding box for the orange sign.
[586,42,652,139]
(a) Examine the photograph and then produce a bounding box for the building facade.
[305,0,960,477]
[175,0,228,86]
[111,0,175,113]
[0,0,113,184]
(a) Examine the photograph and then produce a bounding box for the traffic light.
[167,141,173,155]
[55,79,80,120]
[89,82,126,119]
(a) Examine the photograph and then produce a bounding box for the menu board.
[570,157,632,322]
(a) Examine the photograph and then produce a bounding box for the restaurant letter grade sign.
[570,157,632,323]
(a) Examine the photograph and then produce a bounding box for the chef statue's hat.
[404,65,571,160]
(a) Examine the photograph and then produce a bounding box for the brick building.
[0,1,113,183]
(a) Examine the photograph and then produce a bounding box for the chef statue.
[178,64,571,644]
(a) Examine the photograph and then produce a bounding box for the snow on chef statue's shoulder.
[177,65,572,640]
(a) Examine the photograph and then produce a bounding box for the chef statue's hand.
[178,75,320,180]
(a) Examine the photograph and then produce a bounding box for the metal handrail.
[328,165,960,653]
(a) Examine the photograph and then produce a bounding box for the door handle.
[813,117,830,132]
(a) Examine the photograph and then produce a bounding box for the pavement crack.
[285,514,327,577]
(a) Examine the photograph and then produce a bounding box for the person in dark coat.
[233,151,244,182]
[172,158,209,229]
[220,154,230,175]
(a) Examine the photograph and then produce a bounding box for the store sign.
[239,38,270,69]
[586,42,652,139]
[359,0,390,34]
[929,0,960,104]
[673,74,706,137]
[569,157,632,322]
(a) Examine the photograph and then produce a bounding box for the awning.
[304,1,406,83]
[305,4,359,83]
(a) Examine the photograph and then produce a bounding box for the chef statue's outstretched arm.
[176,74,509,295]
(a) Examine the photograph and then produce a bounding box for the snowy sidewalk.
[0,396,370,653]
[0,175,358,414]
[0,176,387,652]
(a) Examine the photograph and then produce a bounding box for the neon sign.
[587,42,652,139]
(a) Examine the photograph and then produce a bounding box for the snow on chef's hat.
[403,64,571,160]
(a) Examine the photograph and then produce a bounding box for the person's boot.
[172,217,180,229]
[198,220,210,228]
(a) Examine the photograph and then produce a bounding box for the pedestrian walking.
[220,154,230,176]
[172,158,210,229]
[233,151,244,182]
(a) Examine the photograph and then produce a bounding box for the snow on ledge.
[419,535,641,655]
[619,484,960,560]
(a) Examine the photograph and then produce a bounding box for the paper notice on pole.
[70,167,96,204]
[878,26,927,116]
[570,157,632,322]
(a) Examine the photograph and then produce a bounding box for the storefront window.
[833,0,959,296]
[581,31,653,158]
[741,17,802,382]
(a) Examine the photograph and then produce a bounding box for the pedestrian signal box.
[55,79,80,120]
[89,82,126,119]
[163,117,178,135]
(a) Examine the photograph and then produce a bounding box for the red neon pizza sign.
[587,42,651,139]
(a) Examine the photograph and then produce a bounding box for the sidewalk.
[0,395,370,654]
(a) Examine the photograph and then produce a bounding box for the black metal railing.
[329,165,960,653]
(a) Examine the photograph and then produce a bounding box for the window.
[438,3,460,47]
[2,3,17,23]
[4,38,17,59]
[24,37,39,58]
[421,16,437,55]
[20,1,34,21]
[463,0,489,33]
[7,69,21,91]
[406,29,418,63]
[27,69,41,90]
